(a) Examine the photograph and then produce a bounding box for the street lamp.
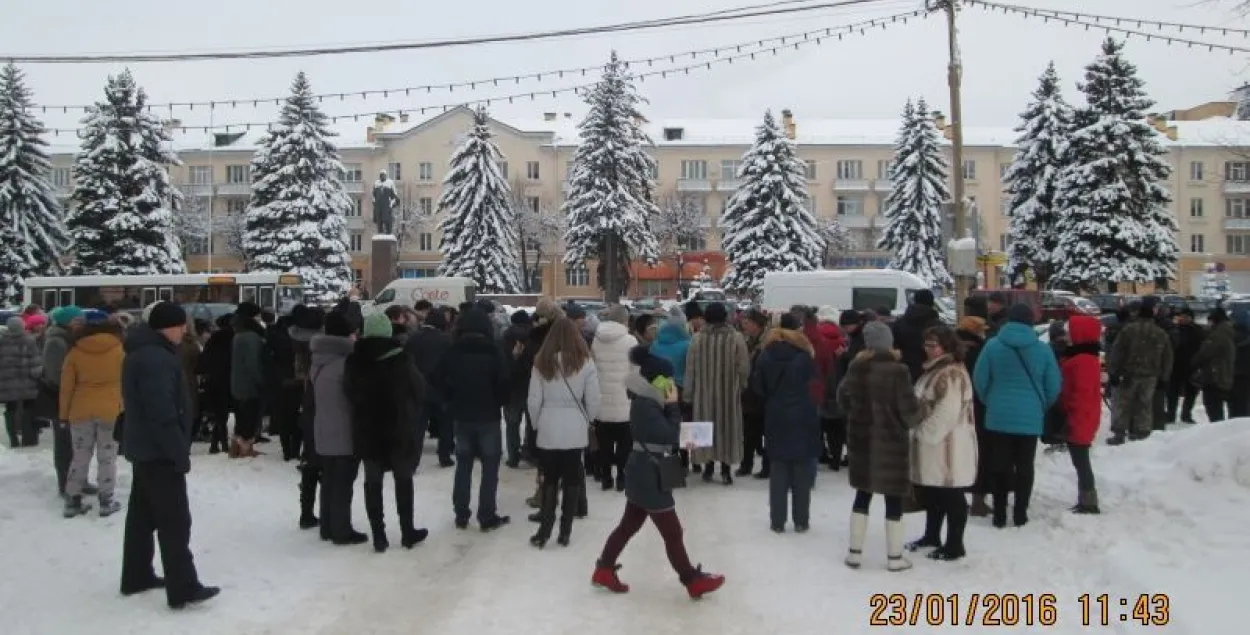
[675,248,685,299]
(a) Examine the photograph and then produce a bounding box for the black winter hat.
[236,301,261,320]
[779,313,802,330]
[703,302,728,324]
[683,300,704,321]
[511,309,532,326]
[424,308,448,331]
[1007,303,1035,326]
[324,312,354,337]
[629,345,674,382]
[1140,296,1159,318]
[913,289,936,307]
[456,308,494,337]
[838,309,863,327]
[147,301,187,330]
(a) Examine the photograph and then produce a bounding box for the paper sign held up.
[680,422,714,448]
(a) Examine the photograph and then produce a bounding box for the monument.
[371,170,401,291]
[372,170,399,235]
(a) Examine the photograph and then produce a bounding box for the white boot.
[844,512,868,569]
[885,519,913,572]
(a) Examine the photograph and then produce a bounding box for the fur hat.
[958,315,988,335]
[863,321,894,353]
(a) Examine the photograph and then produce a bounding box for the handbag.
[1010,348,1067,445]
[653,449,687,492]
[560,373,598,452]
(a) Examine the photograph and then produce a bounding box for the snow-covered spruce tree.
[244,72,353,302]
[876,97,952,287]
[562,52,660,302]
[68,70,184,276]
[718,110,824,296]
[0,63,71,299]
[1237,86,1250,121]
[437,106,521,293]
[1004,62,1074,288]
[1053,38,1178,291]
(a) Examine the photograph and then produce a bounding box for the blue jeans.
[452,421,503,522]
[769,459,817,528]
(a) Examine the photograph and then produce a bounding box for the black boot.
[364,482,388,553]
[991,489,1008,529]
[395,476,428,549]
[734,457,753,477]
[557,481,577,547]
[1106,431,1127,446]
[720,463,733,486]
[529,480,558,548]
[576,479,588,519]
[298,465,319,530]
[755,455,770,479]
[701,461,714,483]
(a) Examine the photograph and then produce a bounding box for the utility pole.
[928,0,969,317]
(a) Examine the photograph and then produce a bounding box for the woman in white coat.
[908,325,978,561]
[592,305,637,491]
[528,318,602,549]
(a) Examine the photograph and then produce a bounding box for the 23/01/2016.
[868,593,1171,627]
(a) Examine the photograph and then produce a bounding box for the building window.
[226,165,249,183]
[400,267,439,279]
[189,165,213,184]
[680,160,707,180]
[347,197,362,217]
[418,232,433,251]
[1227,198,1249,218]
[226,199,247,215]
[1000,163,1011,179]
[349,231,363,252]
[720,160,741,181]
[526,161,541,180]
[419,162,433,181]
[677,235,707,251]
[498,161,508,180]
[387,162,402,181]
[565,160,575,178]
[1226,161,1250,182]
[836,160,862,180]
[962,160,976,181]
[1190,161,1204,181]
[808,195,817,215]
[564,263,590,286]
[1190,198,1204,218]
[526,196,540,212]
[1000,234,1009,251]
[836,195,863,217]
[342,163,363,182]
[648,160,659,180]
[877,159,892,180]
[353,269,363,282]
[805,160,817,180]
[1190,234,1205,253]
[51,167,72,187]
[1229,234,1250,254]
[419,198,433,215]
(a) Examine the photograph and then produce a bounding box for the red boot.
[683,566,725,600]
[591,562,629,594]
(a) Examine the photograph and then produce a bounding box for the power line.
[30,19,900,113]
[39,9,927,136]
[3,0,889,64]
[968,0,1250,38]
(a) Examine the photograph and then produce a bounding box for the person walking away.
[42,306,88,496]
[907,326,977,561]
[518,300,563,512]
[119,302,219,609]
[685,302,750,485]
[593,305,637,492]
[955,316,992,517]
[837,322,925,572]
[1106,298,1172,444]
[1190,307,1236,422]
[1059,315,1102,514]
[528,317,601,547]
[1231,312,1250,419]
[825,310,866,472]
[0,316,42,448]
[733,309,768,478]
[503,310,534,468]
[284,307,321,468]
[345,314,429,552]
[197,314,234,454]
[592,346,725,598]
[230,302,267,458]
[752,314,820,533]
[1166,308,1204,424]
[60,315,126,517]
[973,304,1060,528]
[435,308,512,531]
[404,309,454,467]
[893,290,943,382]
[305,312,366,543]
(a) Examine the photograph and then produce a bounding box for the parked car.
[1087,293,1141,314]
[1040,291,1100,322]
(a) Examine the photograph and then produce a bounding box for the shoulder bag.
[1009,347,1067,445]
[560,371,599,453]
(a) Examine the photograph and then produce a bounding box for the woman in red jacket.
[1059,315,1102,514]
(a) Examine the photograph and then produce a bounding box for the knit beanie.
[683,300,704,321]
[1007,303,1035,326]
[838,309,863,327]
[147,302,188,330]
[83,309,110,324]
[604,304,630,325]
[630,345,674,382]
[862,321,894,353]
[22,313,47,331]
[362,313,393,339]
[816,305,839,324]
[5,316,25,334]
[236,301,262,321]
[51,305,83,327]
[510,309,532,326]
[779,313,802,330]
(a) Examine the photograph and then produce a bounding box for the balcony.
[342,181,365,194]
[54,185,72,199]
[676,178,712,192]
[179,183,215,197]
[1223,179,1250,194]
[1224,217,1250,231]
[715,178,743,192]
[217,182,251,196]
[872,179,893,192]
[833,179,872,192]
[836,214,876,229]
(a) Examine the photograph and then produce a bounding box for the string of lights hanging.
[41,9,927,137]
[31,12,919,114]
[966,0,1250,38]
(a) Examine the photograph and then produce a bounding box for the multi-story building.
[44,102,1250,296]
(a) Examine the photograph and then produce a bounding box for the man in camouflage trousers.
[1107,298,1173,445]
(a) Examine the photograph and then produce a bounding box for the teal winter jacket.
[973,322,1061,437]
[650,322,691,388]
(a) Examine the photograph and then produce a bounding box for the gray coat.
[623,371,682,511]
[527,358,601,451]
[42,325,72,388]
[309,334,355,457]
[0,318,41,403]
[230,322,266,401]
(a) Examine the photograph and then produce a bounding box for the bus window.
[852,287,896,311]
[158,287,173,302]
[463,284,476,303]
[241,286,257,304]
[58,289,73,308]
[259,286,275,310]
[141,287,157,307]
[42,289,57,308]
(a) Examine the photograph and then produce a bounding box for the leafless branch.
[653,194,708,250]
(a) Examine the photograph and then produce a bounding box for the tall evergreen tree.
[245,72,353,303]
[1004,62,1074,288]
[1236,85,1250,120]
[68,70,184,276]
[719,110,823,295]
[876,97,952,287]
[0,63,70,303]
[562,52,660,302]
[1053,38,1178,290]
[437,106,521,293]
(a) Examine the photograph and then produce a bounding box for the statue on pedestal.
[372,170,399,234]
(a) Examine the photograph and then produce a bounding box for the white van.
[369,277,477,315]
[760,269,937,315]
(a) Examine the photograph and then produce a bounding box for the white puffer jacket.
[592,321,637,423]
[910,355,978,488]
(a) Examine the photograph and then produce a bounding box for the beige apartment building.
[43,101,1250,296]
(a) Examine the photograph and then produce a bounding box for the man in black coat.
[434,309,511,531]
[1166,308,1204,424]
[120,302,219,610]
[892,289,942,382]
[404,309,454,467]
[502,310,533,468]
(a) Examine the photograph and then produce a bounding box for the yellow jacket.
[59,325,125,425]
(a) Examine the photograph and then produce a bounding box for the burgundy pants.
[598,501,696,582]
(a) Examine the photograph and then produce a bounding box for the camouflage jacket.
[1190,321,1235,391]
[1108,318,1173,381]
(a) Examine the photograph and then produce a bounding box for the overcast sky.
[3,0,1247,139]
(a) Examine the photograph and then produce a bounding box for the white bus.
[761,269,938,315]
[21,273,305,315]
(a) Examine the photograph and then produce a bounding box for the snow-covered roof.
[1164,117,1250,147]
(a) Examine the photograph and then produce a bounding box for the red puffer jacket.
[803,322,836,404]
[818,322,846,354]
[1060,315,1103,446]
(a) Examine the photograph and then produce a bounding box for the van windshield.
[375,288,396,304]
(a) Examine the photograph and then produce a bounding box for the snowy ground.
[0,410,1245,635]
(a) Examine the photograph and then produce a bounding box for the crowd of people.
[1,285,1242,610]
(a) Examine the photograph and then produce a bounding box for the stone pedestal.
[370,234,398,295]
